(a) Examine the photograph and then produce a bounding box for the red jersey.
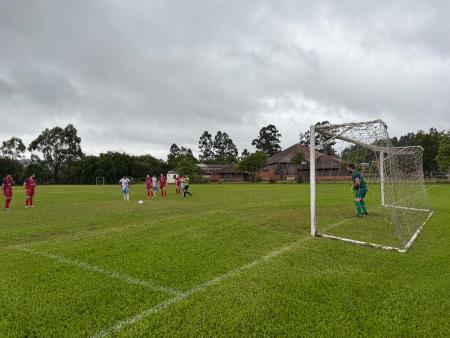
[176,176,182,186]
[159,176,166,188]
[2,177,13,197]
[145,178,152,189]
[25,178,36,194]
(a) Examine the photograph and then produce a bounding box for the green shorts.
[355,189,367,199]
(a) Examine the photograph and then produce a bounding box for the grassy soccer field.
[1,183,449,337]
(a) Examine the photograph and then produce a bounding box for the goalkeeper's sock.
[361,200,368,214]
[355,201,363,215]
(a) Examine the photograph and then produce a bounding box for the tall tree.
[252,124,282,157]
[436,132,450,175]
[24,162,52,183]
[291,151,305,165]
[198,131,215,162]
[240,148,250,159]
[168,143,197,170]
[67,152,165,184]
[237,151,267,175]
[391,128,443,172]
[0,158,24,181]
[176,154,201,177]
[213,131,238,164]
[1,137,26,160]
[299,121,336,155]
[411,128,442,172]
[179,146,195,160]
[167,143,181,168]
[28,124,83,183]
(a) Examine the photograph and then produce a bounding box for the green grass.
[0,183,449,337]
[315,183,432,248]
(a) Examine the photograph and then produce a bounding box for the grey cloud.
[1,0,449,159]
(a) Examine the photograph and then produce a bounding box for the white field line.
[15,246,182,297]
[322,219,349,231]
[317,233,402,252]
[402,210,434,253]
[92,219,352,337]
[383,205,431,212]
[318,204,435,253]
[91,237,309,338]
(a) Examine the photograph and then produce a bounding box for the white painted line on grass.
[317,233,402,252]
[15,245,182,297]
[402,210,434,252]
[91,219,352,337]
[323,219,350,231]
[91,237,309,338]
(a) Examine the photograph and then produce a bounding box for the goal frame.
[309,120,433,253]
[95,176,106,185]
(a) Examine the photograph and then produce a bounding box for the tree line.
[0,124,282,184]
[1,122,449,184]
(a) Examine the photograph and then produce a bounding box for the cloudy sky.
[1,0,449,159]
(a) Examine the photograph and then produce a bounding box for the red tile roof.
[266,144,341,169]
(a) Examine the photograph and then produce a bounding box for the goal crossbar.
[317,129,388,153]
[314,119,387,131]
[384,146,424,161]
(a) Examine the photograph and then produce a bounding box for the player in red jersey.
[24,174,37,208]
[175,175,182,195]
[145,174,153,198]
[2,174,14,210]
[159,173,167,198]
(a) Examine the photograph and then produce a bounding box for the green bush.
[0,158,24,182]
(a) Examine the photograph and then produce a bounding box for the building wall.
[263,163,300,177]
[260,163,342,182]
[220,173,250,182]
[205,173,251,182]
[167,173,179,184]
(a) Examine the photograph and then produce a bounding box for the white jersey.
[152,177,157,187]
[119,178,130,188]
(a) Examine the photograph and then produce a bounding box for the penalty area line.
[14,245,182,297]
[91,219,347,337]
[91,237,310,338]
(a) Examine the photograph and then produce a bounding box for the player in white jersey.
[151,175,158,198]
[119,176,131,201]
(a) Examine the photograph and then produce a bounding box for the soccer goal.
[95,177,106,185]
[309,120,433,252]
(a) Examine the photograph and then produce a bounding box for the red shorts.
[160,185,166,190]
[146,186,152,190]
[26,190,35,197]
[4,190,12,198]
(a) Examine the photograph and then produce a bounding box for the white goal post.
[95,177,106,185]
[309,120,433,253]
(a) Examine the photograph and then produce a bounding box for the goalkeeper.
[347,163,368,217]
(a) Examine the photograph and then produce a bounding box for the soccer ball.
[138,200,144,205]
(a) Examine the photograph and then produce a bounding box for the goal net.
[309,120,433,252]
[95,177,106,185]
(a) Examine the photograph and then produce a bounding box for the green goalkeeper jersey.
[352,170,367,190]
